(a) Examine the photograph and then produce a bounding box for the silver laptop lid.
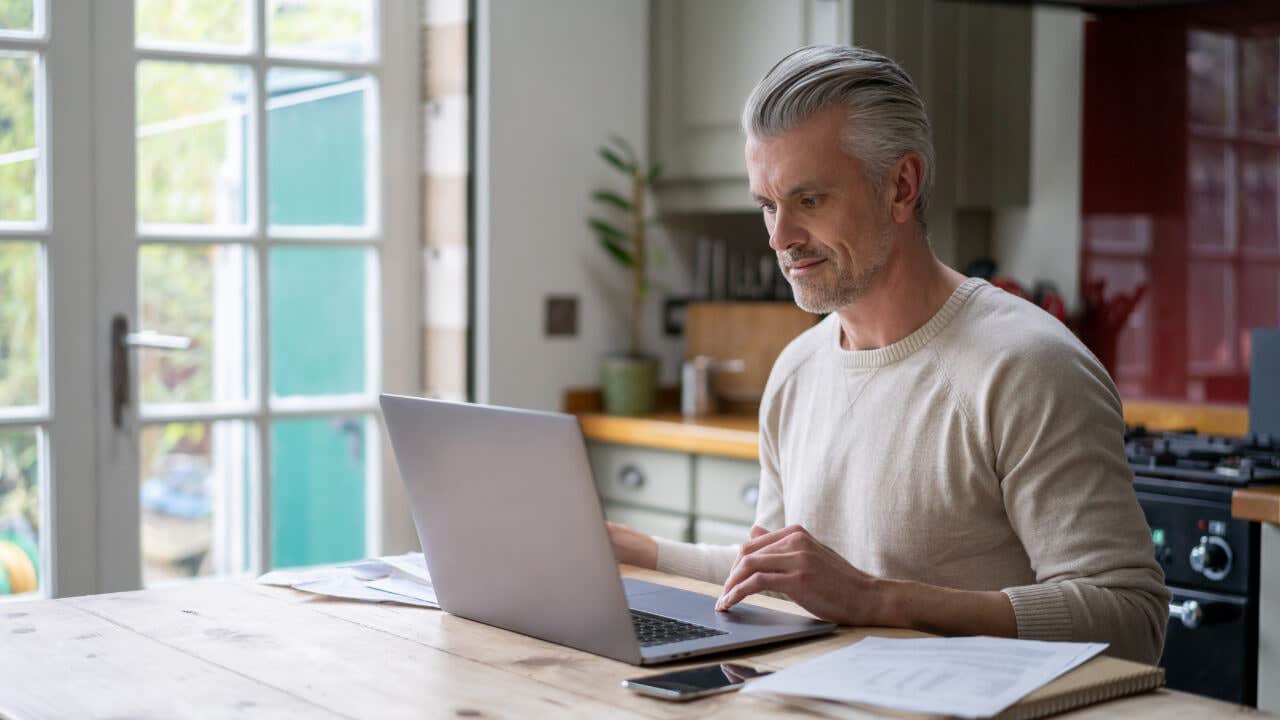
[380,394,642,664]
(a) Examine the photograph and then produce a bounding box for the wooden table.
[0,567,1263,719]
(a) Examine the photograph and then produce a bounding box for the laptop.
[379,394,836,665]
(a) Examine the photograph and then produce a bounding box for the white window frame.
[0,1,99,599]
[79,0,419,594]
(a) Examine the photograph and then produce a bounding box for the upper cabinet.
[650,0,1031,214]
[651,0,852,212]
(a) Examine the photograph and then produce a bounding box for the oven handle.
[1169,600,1202,629]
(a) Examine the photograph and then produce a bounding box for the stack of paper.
[744,636,1107,718]
[258,551,439,608]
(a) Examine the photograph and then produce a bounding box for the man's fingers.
[749,525,769,539]
[739,524,807,556]
[720,550,801,599]
[716,571,791,611]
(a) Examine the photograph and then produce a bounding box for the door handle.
[110,314,192,428]
[1169,600,1203,629]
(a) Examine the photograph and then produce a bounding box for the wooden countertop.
[578,412,760,460]
[579,406,1275,524]
[2,566,1258,718]
[1233,486,1280,525]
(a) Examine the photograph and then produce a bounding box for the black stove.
[1124,426,1278,706]
[1125,427,1280,486]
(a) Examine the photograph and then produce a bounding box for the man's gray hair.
[742,45,934,224]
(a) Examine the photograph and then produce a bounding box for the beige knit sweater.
[655,278,1169,664]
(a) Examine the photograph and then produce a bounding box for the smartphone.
[621,663,773,701]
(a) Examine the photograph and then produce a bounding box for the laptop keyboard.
[630,609,727,647]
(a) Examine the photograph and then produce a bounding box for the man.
[609,45,1168,664]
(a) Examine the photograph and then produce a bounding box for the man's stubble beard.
[788,223,894,314]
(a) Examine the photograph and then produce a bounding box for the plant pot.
[600,354,659,416]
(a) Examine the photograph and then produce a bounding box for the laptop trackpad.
[623,578,802,629]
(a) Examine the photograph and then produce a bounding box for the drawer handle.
[619,465,645,490]
[740,482,759,507]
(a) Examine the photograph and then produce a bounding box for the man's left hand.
[716,525,888,626]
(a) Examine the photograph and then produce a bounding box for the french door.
[0,0,419,598]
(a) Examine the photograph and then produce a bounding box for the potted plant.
[587,136,662,416]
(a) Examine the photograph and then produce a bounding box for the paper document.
[258,552,438,608]
[743,636,1107,718]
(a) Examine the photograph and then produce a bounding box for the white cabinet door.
[652,0,852,211]
[650,0,1030,216]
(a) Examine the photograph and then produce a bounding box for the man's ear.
[886,152,925,224]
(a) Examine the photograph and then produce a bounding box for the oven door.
[1162,586,1256,706]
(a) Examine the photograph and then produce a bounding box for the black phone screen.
[626,663,771,695]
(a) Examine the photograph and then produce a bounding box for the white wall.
[992,7,1084,309]
[475,0,687,411]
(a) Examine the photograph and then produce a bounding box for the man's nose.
[768,209,805,252]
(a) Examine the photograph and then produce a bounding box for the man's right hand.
[606,522,658,569]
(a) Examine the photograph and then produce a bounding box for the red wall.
[1081,0,1280,405]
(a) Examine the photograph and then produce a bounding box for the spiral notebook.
[748,645,1165,720]
[994,655,1165,720]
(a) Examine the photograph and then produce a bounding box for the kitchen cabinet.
[589,442,760,545]
[650,0,1031,213]
[651,0,853,212]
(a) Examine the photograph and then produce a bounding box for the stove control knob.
[1189,535,1232,581]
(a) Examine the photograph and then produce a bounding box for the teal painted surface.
[271,417,365,568]
[267,78,366,227]
[269,245,366,397]
[266,76,370,568]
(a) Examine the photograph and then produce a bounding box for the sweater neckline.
[828,277,986,369]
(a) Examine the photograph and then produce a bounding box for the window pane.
[1239,35,1279,135]
[141,421,252,585]
[136,0,250,52]
[0,242,41,408]
[271,415,367,568]
[137,61,251,230]
[1239,146,1280,256]
[269,246,369,397]
[0,52,38,223]
[1188,140,1231,252]
[0,427,41,597]
[0,0,33,33]
[267,69,371,230]
[267,0,374,61]
[1188,30,1234,129]
[138,244,254,405]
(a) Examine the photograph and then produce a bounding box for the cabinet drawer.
[589,443,692,513]
[694,518,752,546]
[694,455,760,524]
[605,504,691,543]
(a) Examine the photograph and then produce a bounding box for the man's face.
[746,107,894,314]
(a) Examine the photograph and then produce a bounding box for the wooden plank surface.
[0,566,1265,719]
[1233,486,1280,525]
[64,581,645,720]
[0,598,339,719]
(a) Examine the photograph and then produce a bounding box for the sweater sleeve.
[987,334,1169,664]
[655,374,790,584]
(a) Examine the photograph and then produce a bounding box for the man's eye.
[800,196,819,209]
[760,204,777,215]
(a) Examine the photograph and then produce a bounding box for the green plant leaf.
[591,190,631,210]
[647,163,663,183]
[598,146,634,174]
[608,134,637,165]
[597,236,634,267]
[588,218,628,240]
